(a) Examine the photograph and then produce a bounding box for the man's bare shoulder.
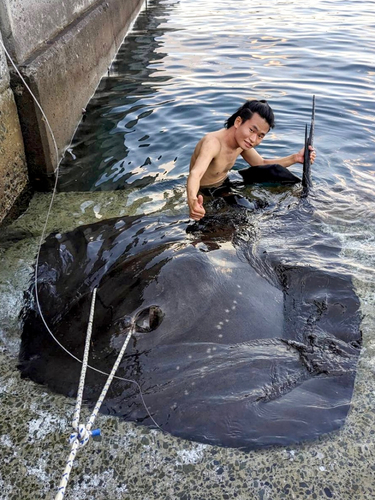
[192,131,224,157]
[197,131,223,149]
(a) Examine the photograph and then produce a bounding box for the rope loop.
[69,424,90,448]
[69,424,101,448]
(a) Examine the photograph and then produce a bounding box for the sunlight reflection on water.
[1,1,375,497]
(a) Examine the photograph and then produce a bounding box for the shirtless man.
[187,99,316,220]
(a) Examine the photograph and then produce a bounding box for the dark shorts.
[199,177,256,210]
[198,164,301,210]
[199,177,235,198]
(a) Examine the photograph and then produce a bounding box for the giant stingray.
[19,106,362,449]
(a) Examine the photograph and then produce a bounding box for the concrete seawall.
[0,33,28,224]
[0,0,144,222]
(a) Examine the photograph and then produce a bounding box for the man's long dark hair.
[224,99,275,129]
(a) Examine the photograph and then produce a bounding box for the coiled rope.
[0,36,161,497]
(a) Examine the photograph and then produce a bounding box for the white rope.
[86,326,133,435]
[2,39,161,499]
[56,289,134,499]
[0,37,160,426]
[55,439,80,500]
[0,40,60,173]
[72,288,98,433]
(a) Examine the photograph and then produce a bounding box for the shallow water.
[1,0,375,498]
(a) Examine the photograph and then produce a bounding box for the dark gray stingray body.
[19,208,361,449]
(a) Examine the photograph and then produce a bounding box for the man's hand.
[189,195,205,220]
[295,145,316,164]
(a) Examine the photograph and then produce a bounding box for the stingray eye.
[134,305,164,333]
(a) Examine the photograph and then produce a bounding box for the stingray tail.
[302,95,315,195]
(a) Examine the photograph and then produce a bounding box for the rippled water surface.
[57,0,375,286]
[1,0,375,498]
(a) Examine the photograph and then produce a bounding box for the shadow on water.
[58,0,178,192]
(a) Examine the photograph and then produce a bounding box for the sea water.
[1,0,375,498]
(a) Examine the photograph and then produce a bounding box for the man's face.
[234,113,270,150]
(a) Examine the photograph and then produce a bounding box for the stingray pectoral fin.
[238,164,301,185]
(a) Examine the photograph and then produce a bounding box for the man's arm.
[187,137,221,220]
[241,145,316,168]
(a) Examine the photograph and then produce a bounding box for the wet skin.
[187,113,316,220]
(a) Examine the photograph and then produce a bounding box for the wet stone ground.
[1,193,375,499]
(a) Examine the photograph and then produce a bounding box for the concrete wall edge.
[9,0,145,190]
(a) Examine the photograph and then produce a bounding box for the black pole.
[302,95,316,193]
